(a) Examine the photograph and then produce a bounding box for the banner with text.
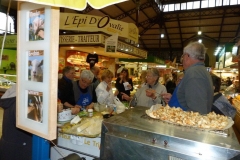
[0,35,17,49]
[60,13,138,43]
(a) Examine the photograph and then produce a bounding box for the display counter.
[233,110,240,141]
[51,113,102,160]
[100,106,240,160]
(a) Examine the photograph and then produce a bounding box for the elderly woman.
[122,68,167,107]
[95,69,115,105]
[72,69,94,113]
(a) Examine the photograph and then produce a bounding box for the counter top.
[103,106,240,151]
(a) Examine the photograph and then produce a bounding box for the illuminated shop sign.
[59,34,101,44]
[60,13,138,43]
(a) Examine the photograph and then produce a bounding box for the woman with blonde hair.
[95,69,115,105]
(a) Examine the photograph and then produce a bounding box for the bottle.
[57,99,63,113]
[88,109,93,117]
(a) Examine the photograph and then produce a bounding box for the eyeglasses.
[80,78,92,86]
[146,75,154,78]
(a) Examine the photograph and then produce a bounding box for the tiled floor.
[0,108,3,137]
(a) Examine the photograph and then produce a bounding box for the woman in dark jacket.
[115,68,133,101]
[0,84,32,160]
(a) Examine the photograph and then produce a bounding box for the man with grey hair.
[162,42,213,114]
[72,69,95,112]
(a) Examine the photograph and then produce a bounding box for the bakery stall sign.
[60,13,138,43]
[59,34,101,44]
[59,34,147,59]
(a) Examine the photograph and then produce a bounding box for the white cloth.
[117,66,124,74]
[95,81,114,104]
[1,84,16,99]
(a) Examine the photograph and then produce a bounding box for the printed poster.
[105,34,118,53]
[29,8,45,41]
[27,90,43,123]
[28,50,44,82]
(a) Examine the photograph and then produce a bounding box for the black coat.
[58,77,75,108]
[115,77,133,101]
[0,96,32,160]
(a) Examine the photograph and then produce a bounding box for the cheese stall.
[52,12,148,159]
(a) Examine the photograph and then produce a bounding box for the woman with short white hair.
[122,68,167,107]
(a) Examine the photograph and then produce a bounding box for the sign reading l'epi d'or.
[59,13,139,43]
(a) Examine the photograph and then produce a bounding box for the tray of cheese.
[60,114,103,138]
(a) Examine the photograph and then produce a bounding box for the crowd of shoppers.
[56,41,236,117]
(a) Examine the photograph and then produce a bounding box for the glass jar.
[88,109,93,117]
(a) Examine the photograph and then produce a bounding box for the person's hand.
[114,90,119,96]
[119,75,123,83]
[127,84,132,89]
[106,82,112,91]
[160,93,172,104]
[145,89,156,99]
[86,103,94,110]
[119,75,123,79]
[71,107,80,115]
[75,105,82,109]
[121,92,131,101]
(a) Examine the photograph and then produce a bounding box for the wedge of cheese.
[70,115,81,125]
[77,121,91,132]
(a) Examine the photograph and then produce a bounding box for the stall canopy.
[17,0,128,10]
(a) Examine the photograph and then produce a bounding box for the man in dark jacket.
[58,66,76,109]
[0,84,32,160]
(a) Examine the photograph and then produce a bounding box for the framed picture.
[2,55,9,60]
[17,3,60,140]
[29,8,45,41]
[28,50,44,82]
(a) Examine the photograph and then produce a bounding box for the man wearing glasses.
[162,42,213,114]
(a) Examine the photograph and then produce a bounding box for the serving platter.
[146,104,234,131]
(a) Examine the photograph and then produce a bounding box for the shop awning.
[17,0,127,10]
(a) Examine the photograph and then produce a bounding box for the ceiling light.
[198,31,202,35]
[160,34,164,38]
[63,31,66,34]
[198,39,202,43]
[70,46,74,49]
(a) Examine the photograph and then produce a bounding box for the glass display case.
[0,74,16,95]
